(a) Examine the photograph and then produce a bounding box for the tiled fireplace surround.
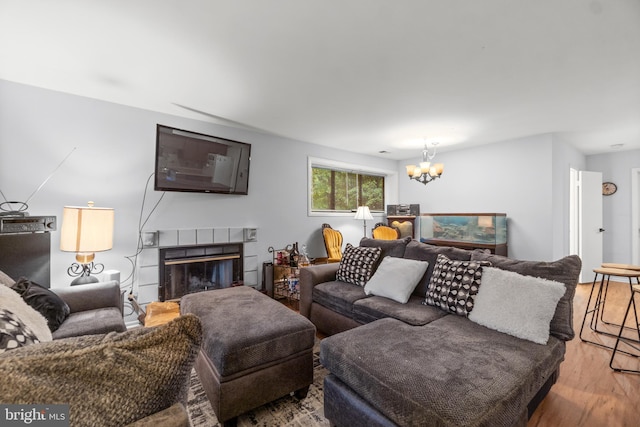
[135,227,258,312]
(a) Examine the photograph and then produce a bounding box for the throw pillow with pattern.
[336,244,382,287]
[0,308,40,353]
[423,254,491,316]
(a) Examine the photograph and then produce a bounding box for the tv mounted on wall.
[155,124,251,195]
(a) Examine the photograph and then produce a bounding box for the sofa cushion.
[403,240,474,297]
[11,277,70,332]
[336,244,381,287]
[359,236,411,260]
[364,256,428,303]
[424,254,490,316]
[469,267,566,344]
[0,281,52,342]
[52,307,126,340]
[313,280,367,319]
[470,252,582,341]
[0,308,41,353]
[0,314,202,427]
[353,295,448,326]
[320,316,565,427]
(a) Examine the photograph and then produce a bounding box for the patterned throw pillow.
[336,244,382,287]
[0,308,40,353]
[424,254,491,316]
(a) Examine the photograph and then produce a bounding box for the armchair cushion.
[0,314,202,427]
[11,278,70,332]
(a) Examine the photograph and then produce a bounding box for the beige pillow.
[0,269,15,287]
[0,282,51,342]
[0,314,202,427]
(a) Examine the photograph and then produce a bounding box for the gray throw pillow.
[11,278,70,332]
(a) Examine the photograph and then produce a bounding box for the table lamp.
[60,201,114,285]
[354,206,374,237]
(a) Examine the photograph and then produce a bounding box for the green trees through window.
[311,166,385,212]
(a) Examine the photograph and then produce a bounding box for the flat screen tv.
[155,124,251,195]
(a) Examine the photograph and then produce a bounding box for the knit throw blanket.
[0,314,202,426]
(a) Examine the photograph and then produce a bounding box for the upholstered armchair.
[372,223,400,240]
[322,223,343,263]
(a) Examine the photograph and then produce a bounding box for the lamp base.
[67,261,104,286]
[70,274,100,286]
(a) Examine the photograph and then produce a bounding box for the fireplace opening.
[159,243,243,301]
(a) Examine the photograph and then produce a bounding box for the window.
[308,157,395,215]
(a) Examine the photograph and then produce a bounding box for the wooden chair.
[372,222,400,240]
[322,223,343,263]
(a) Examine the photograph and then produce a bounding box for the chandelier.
[405,141,444,185]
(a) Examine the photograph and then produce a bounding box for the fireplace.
[158,242,243,301]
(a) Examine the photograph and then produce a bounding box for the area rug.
[187,348,330,427]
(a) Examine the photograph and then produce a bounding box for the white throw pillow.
[0,283,52,342]
[364,256,429,304]
[468,267,566,344]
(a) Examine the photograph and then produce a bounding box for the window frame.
[307,156,398,217]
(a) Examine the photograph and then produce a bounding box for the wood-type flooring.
[528,279,640,427]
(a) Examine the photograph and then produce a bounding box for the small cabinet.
[420,213,508,256]
[267,246,307,308]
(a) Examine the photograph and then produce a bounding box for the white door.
[578,171,603,282]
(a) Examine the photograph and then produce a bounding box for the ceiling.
[1,0,639,160]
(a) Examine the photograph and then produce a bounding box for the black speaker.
[409,204,420,216]
[386,205,397,215]
[262,262,274,298]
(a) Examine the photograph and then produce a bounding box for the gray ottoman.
[180,286,316,426]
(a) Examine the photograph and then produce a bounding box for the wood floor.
[528,279,640,427]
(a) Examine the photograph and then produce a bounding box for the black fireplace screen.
[159,243,243,301]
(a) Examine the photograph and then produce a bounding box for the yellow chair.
[322,223,343,263]
[372,222,400,240]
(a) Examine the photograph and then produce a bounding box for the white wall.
[398,134,584,262]
[0,80,397,293]
[587,149,640,263]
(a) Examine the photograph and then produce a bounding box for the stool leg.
[609,291,640,373]
[599,275,614,324]
[580,273,602,342]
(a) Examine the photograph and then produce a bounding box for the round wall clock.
[602,182,617,196]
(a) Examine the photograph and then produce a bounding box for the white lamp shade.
[354,206,374,221]
[60,206,114,253]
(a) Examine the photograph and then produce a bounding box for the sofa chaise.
[300,237,581,427]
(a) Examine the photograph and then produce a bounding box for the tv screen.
[155,124,251,195]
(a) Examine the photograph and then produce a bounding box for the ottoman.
[180,286,316,426]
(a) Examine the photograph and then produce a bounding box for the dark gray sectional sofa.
[299,237,581,427]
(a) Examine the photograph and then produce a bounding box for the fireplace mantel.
[135,227,258,311]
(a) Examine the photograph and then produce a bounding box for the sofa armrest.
[299,263,339,319]
[53,281,124,315]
